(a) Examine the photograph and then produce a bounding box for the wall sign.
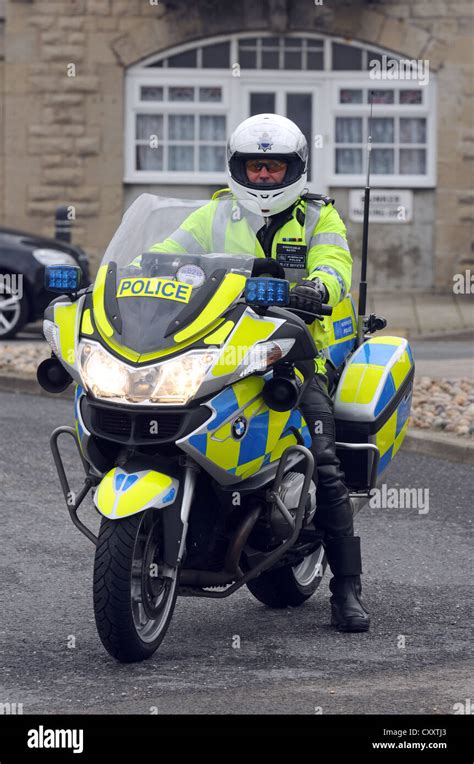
[349,189,413,223]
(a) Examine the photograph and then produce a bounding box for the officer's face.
[245,159,287,185]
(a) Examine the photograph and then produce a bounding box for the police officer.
[153,113,370,632]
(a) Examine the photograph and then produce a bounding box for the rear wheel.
[93,509,179,663]
[246,544,327,608]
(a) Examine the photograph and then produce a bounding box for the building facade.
[0,0,472,290]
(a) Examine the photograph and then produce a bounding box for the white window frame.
[328,74,436,187]
[125,33,436,188]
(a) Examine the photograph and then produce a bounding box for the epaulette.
[301,192,335,206]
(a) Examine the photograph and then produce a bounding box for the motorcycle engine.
[270,472,317,542]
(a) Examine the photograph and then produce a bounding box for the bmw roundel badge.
[231,416,247,440]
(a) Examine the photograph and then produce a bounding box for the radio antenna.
[357,90,375,344]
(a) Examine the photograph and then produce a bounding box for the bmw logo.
[232,416,247,440]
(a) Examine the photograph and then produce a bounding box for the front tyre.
[246,545,326,608]
[93,509,179,663]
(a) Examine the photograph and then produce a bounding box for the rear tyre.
[93,509,179,663]
[246,544,327,608]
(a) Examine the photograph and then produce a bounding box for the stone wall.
[1,0,473,289]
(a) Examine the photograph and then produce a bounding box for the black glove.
[289,278,329,323]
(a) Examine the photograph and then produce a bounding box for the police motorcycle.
[37,194,414,663]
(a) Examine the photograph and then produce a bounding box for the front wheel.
[246,544,327,608]
[93,509,179,663]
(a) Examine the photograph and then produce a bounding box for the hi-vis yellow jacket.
[149,189,352,358]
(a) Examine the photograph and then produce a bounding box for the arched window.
[125,33,436,188]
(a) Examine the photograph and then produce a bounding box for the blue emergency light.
[244,277,290,308]
[45,265,82,293]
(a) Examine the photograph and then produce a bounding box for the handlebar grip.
[320,303,333,316]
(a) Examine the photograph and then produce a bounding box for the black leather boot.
[325,536,370,633]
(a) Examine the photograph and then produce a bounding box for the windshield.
[94,194,267,356]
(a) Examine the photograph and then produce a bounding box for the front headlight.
[33,248,78,267]
[79,341,217,405]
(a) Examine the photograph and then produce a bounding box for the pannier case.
[334,336,414,491]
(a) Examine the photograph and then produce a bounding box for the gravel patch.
[0,340,50,377]
[411,376,474,438]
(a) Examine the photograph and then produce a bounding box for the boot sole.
[331,617,370,633]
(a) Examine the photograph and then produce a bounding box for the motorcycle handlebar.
[284,303,333,321]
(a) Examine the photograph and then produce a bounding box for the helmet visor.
[229,152,305,190]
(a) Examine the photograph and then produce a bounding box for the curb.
[1,375,473,465]
[0,374,74,399]
[401,429,474,465]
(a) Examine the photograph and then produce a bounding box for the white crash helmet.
[227,113,308,216]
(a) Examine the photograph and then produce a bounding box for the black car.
[0,228,90,339]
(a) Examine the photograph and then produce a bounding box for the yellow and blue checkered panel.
[187,377,311,480]
[336,336,414,477]
[325,295,357,368]
[375,387,413,474]
[338,337,413,410]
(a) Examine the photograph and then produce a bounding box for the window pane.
[136,146,163,171]
[239,48,257,68]
[169,145,194,170]
[199,146,226,171]
[199,115,226,141]
[262,37,280,46]
[169,115,194,140]
[169,86,194,102]
[250,92,275,115]
[372,148,394,174]
[399,89,422,105]
[307,51,323,70]
[147,60,163,68]
[371,89,394,105]
[371,117,394,143]
[284,50,302,69]
[199,87,222,102]
[136,114,163,140]
[262,50,279,69]
[167,49,197,67]
[400,117,426,143]
[332,43,362,70]
[400,148,426,174]
[284,37,302,48]
[202,42,230,68]
[336,148,363,173]
[287,93,312,181]
[340,89,363,104]
[336,117,362,143]
[140,86,163,101]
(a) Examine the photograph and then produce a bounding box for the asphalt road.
[0,391,472,715]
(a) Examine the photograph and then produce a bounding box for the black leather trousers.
[299,373,354,540]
